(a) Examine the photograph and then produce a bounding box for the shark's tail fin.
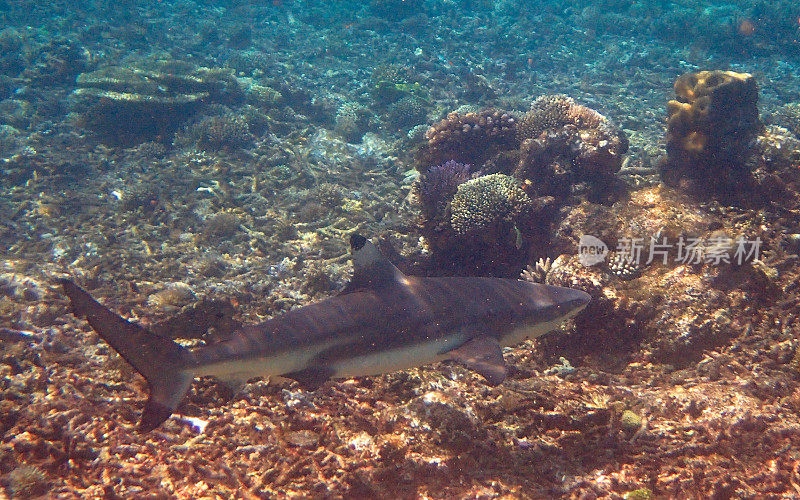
[59,279,195,431]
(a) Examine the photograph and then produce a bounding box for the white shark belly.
[502,305,587,347]
[192,339,341,383]
[331,332,468,378]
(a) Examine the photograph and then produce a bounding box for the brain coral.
[450,173,531,235]
[661,70,762,200]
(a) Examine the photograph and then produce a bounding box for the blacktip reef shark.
[60,234,590,432]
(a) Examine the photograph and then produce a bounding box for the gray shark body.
[61,235,590,431]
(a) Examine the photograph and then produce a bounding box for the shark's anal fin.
[282,366,335,391]
[446,336,507,386]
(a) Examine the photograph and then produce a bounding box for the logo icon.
[578,235,608,266]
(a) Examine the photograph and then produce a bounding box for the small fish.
[60,234,590,432]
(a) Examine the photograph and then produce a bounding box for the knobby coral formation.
[449,173,531,235]
[417,109,518,171]
[515,94,629,203]
[660,70,762,201]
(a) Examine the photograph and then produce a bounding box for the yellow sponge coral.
[661,70,761,200]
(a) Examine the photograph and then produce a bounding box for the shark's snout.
[548,286,592,314]
[572,289,592,309]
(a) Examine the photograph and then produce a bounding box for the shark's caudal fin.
[59,279,195,431]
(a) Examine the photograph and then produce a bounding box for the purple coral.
[414,160,477,218]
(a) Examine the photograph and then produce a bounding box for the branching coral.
[413,160,477,222]
[417,109,517,171]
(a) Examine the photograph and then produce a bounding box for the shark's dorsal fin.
[339,234,405,295]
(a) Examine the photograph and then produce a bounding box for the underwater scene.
[2,0,800,497]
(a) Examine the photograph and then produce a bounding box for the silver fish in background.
[60,234,590,432]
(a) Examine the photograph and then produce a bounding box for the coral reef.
[3,0,800,497]
[415,169,556,275]
[661,71,762,201]
[334,102,371,143]
[543,186,778,366]
[386,95,429,131]
[417,109,517,172]
[22,37,89,86]
[413,160,477,222]
[413,96,629,274]
[190,115,253,152]
[449,173,531,235]
[748,125,800,200]
[771,103,800,139]
[73,59,243,145]
[514,94,629,203]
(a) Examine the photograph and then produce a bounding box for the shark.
[60,234,590,432]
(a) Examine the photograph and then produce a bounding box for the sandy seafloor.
[2,0,800,498]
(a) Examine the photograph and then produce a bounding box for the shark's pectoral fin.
[215,375,249,395]
[446,336,507,386]
[282,366,335,391]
